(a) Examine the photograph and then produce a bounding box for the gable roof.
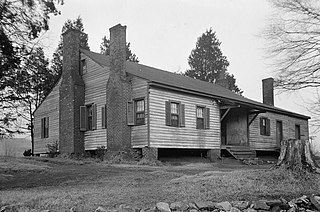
[81,49,310,120]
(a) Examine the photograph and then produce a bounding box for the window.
[171,102,179,127]
[165,101,185,127]
[260,117,270,136]
[196,106,210,129]
[80,104,97,131]
[135,99,145,125]
[127,99,145,126]
[41,117,49,138]
[196,107,204,129]
[295,124,301,139]
[80,59,87,75]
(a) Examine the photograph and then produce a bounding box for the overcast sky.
[43,0,317,139]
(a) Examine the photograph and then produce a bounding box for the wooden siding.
[131,77,148,148]
[249,112,309,150]
[82,54,109,150]
[149,86,220,149]
[34,79,61,154]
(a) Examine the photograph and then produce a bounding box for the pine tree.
[185,29,242,95]
[100,36,139,63]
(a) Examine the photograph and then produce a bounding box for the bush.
[96,146,106,161]
[23,149,32,157]
[46,141,59,158]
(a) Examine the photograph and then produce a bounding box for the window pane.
[171,103,178,114]
[171,114,179,127]
[197,118,204,129]
[197,107,204,118]
[136,100,144,112]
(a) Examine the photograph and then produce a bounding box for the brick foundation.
[142,147,158,160]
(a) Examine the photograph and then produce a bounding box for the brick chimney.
[109,24,127,79]
[59,29,85,154]
[262,77,274,106]
[106,24,132,151]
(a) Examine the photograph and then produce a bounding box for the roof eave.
[148,81,310,120]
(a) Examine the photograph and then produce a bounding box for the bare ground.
[0,156,319,212]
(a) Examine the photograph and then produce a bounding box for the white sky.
[42,0,318,142]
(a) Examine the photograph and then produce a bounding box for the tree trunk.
[276,139,320,173]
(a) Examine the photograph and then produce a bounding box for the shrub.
[96,146,106,161]
[23,149,32,157]
[46,141,59,158]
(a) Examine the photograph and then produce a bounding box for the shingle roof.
[81,49,310,120]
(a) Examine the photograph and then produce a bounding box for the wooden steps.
[225,146,256,160]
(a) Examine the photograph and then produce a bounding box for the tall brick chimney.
[106,24,132,151]
[262,77,274,106]
[59,29,85,154]
[110,24,127,79]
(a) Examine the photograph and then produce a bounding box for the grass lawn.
[0,156,320,212]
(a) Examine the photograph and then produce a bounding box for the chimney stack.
[59,29,85,154]
[109,24,127,79]
[262,77,274,106]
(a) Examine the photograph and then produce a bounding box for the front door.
[276,121,283,147]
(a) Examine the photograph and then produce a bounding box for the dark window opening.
[260,117,270,136]
[295,124,301,139]
[41,117,49,138]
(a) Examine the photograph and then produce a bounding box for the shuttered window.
[127,99,146,126]
[79,104,97,131]
[260,117,270,136]
[165,101,185,127]
[41,117,49,138]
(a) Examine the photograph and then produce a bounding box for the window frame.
[260,117,270,136]
[196,106,205,129]
[134,98,145,126]
[170,101,180,127]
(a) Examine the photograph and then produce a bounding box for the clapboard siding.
[149,86,220,149]
[34,79,61,154]
[81,54,109,150]
[131,77,148,148]
[249,112,309,150]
